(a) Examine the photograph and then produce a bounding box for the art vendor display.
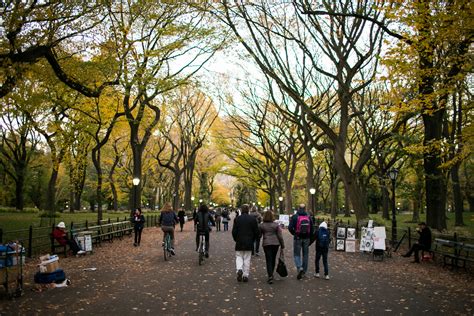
[336,227,346,251]
[360,223,386,252]
[345,228,356,252]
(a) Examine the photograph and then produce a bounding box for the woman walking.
[260,211,285,284]
[132,208,146,246]
[177,209,186,232]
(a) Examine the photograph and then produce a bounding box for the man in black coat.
[402,222,432,263]
[232,204,259,282]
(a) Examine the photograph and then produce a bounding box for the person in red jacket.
[52,222,85,255]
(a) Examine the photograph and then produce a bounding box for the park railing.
[0,214,160,258]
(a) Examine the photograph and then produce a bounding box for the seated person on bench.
[52,222,85,255]
[402,222,431,263]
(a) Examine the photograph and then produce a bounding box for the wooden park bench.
[432,238,474,270]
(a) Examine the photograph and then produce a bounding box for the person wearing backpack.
[315,221,331,280]
[288,204,314,280]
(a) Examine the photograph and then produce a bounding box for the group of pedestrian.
[231,203,330,284]
[288,204,330,280]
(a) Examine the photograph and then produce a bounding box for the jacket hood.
[319,221,328,229]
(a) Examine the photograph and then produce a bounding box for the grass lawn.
[0,210,161,233]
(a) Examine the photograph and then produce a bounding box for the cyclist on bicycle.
[159,202,179,255]
[195,203,215,258]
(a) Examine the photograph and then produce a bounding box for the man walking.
[288,204,314,280]
[232,204,259,282]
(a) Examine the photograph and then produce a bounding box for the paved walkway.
[3,220,473,315]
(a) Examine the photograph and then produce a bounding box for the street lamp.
[309,188,316,214]
[387,168,399,246]
[132,177,140,212]
[278,196,283,214]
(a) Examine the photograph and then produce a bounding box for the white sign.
[278,215,290,227]
[373,227,386,239]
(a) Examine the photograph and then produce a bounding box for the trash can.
[76,231,93,253]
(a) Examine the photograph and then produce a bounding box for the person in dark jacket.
[177,209,186,232]
[195,204,215,257]
[288,204,314,280]
[402,222,432,263]
[232,204,259,283]
[159,203,179,255]
[132,208,146,246]
[314,221,331,279]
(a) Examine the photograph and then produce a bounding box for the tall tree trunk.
[422,113,447,230]
[451,162,464,226]
[284,180,293,214]
[92,147,103,223]
[334,146,368,221]
[46,167,59,218]
[344,186,351,217]
[173,171,180,211]
[306,155,315,214]
[330,178,340,219]
[14,166,25,211]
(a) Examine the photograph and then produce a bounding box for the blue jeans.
[293,237,310,273]
[315,246,329,276]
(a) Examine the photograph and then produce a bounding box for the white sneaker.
[325,275,330,280]
[314,273,320,278]
[77,250,86,255]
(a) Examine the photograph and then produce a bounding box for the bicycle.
[198,233,206,265]
[163,232,172,261]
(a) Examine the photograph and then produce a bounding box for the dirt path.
[2,220,473,315]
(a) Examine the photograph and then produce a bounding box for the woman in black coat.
[232,204,259,282]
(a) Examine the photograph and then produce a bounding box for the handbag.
[276,249,288,277]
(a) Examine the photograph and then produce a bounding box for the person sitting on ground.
[159,202,179,255]
[402,222,432,263]
[195,203,215,258]
[52,222,85,255]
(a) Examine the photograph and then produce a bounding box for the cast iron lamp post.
[309,188,316,214]
[132,177,140,212]
[278,196,283,214]
[388,168,399,246]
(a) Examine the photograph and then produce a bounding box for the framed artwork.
[337,227,346,239]
[336,239,345,251]
[346,228,356,240]
[345,240,356,252]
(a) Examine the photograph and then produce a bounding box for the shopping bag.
[276,250,288,277]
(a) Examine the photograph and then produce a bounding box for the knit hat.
[319,221,328,229]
